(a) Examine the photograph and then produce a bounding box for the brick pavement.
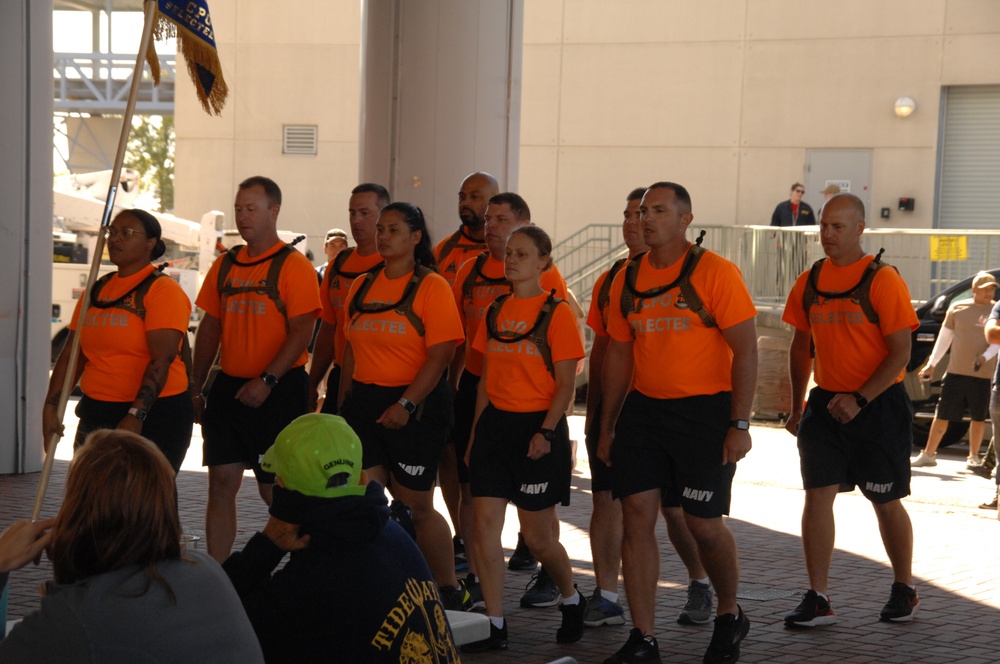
[2,417,998,663]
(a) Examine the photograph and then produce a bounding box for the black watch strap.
[852,391,869,409]
[729,419,750,431]
[538,428,557,442]
[260,372,279,389]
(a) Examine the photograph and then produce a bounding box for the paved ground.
[2,408,998,663]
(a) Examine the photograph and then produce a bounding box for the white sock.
[599,588,619,603]
[562,591,580,606]
[489,616,505,629]
[693,577,710,587]
[816,591,830,601]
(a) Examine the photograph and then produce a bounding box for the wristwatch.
[538,428,557,442]
[852,391,869,409]
[128,407,148,422]
[729,419,750,431]
[260,372,279,389]
[398,397,417,414]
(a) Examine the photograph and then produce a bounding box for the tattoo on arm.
[46,391,61,407]
[135,358,167,410]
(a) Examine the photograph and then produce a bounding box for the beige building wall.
[174,0,363,254]
[519,0,1000,238]
[173,0,1000,250]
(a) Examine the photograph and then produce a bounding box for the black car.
[906,268,1000,448]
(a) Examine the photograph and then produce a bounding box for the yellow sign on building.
[930,236,968,261]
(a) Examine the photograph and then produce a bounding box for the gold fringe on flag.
[146,1,229,116]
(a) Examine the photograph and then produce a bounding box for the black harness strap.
[485,290,562,376]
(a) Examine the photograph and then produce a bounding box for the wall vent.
[282,125,318,155]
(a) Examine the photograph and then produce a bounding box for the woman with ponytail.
[44,208,194,472]
[338,202,471,609]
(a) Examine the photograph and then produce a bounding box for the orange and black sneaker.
[879,582,919,622]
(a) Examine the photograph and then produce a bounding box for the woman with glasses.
[461,225,587,652]
[337,202,470,609]
[44,209,194,472]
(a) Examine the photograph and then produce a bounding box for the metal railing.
[555,224,1000,311]
[54,52,175,114]
[553,224,627,299]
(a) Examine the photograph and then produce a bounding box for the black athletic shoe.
[460,621,509,653]
[703,607,750,664]
[520,567,560,607]
[972,464,994,480]
[783,589,837,627]
[603,627,662,664]
[465,573,484,608]
[556,590,587,643]
[439,581,472,612]
[879,582,919,622]
[508,531,538,571]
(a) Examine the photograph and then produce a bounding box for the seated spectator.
[223,413,460,663]
[0,430,262,663]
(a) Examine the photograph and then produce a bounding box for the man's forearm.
[599,340,634,436]
[192,315,222,391]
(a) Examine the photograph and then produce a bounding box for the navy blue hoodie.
[223,482,460,663]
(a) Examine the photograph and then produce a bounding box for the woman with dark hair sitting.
[338,202,470,610]
[44,209,194,472]
[0,430,263,662]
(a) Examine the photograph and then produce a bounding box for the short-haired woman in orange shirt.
[44,209,194,472]
[338,202,470,610]
[462,225,587,651]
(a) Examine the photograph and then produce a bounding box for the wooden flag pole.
[33,0,160,520]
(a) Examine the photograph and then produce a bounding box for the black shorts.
[201,368,309,482]
[469,404,572,511]
[935,373,991,421]
[319,365,342,415]
[447,370,480,484]
[75,391,194,473]
[585,408,615,493]
[341,377,452,492]
[610,390,735,519]
[797,383,912,504]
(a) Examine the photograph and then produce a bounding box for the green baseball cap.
[261,414,367,499]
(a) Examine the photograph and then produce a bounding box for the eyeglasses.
[103,227,147,239]
[793,189,805,194]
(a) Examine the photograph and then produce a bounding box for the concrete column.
[0,0,53,474]
[360,0,523,241]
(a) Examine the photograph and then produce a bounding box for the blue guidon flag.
[147,0,229,115]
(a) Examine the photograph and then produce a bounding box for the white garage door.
[937,85,1000,230]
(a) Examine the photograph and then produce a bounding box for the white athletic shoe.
[911,451,937,467]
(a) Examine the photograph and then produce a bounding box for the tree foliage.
[125,115,174,211]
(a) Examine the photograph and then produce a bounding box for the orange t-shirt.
[197,242,322,378]
[434,229,488,286]
[472,293,585,412]
[782,256,918,392]
[345,269,465,387]
[319,248,384,365]
[453,253,568,376]
[606,248,757,399]
[71,264,192,401]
